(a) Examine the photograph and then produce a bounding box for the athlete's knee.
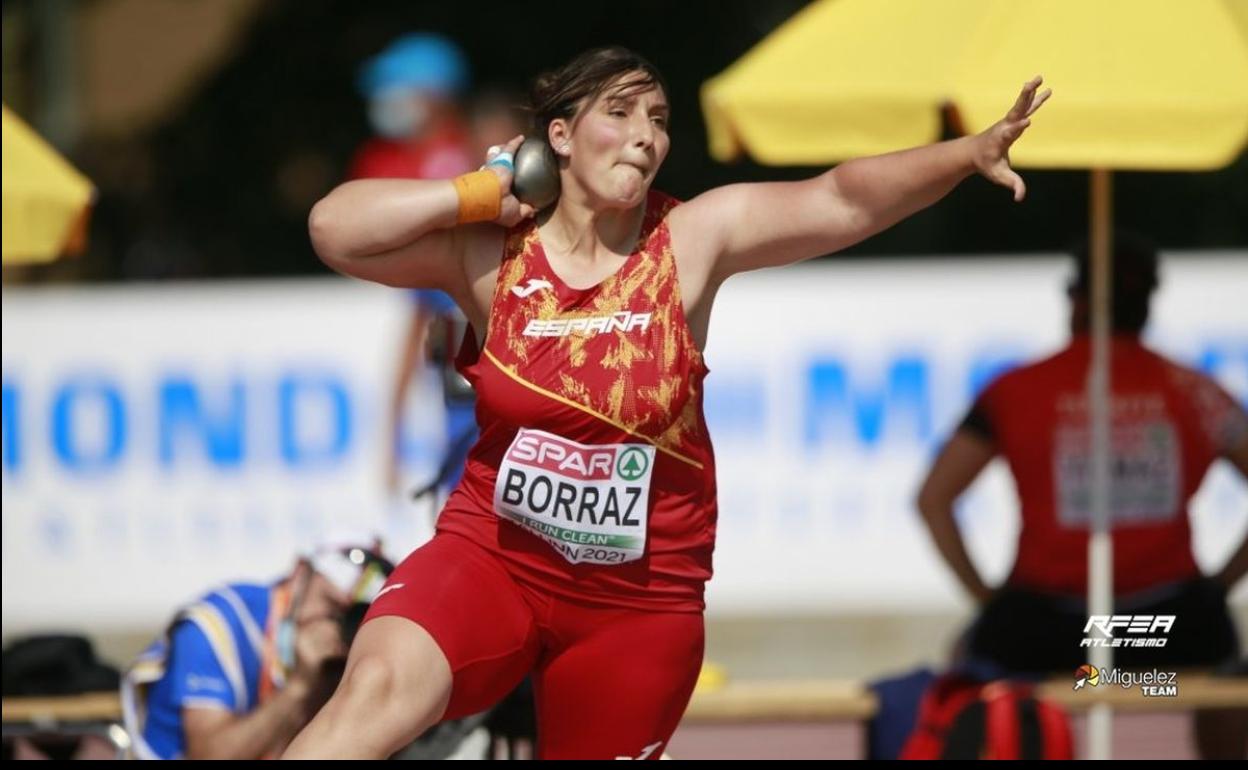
[336,620,453,726]
[341,650,447,715]
[338,653,402,706]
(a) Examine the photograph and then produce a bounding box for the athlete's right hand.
[292,617,347,688]
[485,135,537,228]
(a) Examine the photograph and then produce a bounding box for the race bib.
[493,428,655,565]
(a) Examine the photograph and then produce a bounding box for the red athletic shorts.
[364,532,704,760]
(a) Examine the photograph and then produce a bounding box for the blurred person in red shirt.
[917,233,1248,758]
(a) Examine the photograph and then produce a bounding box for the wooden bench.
[1,692,128,758]
[684,679,879,722]
[2,692,123,724]
[4,674,1245,755]
[7,675,1247,726]
[682,672,1248,723]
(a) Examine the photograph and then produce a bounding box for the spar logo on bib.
[493,428,656,566]
[616,448,649,481]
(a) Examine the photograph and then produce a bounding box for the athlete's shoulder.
[639,190,683,250]
[647,189,682,218]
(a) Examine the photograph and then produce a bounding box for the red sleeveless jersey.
[437,190,717,612]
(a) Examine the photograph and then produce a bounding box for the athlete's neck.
[538,188,646,265]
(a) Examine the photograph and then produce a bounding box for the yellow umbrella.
[704,0,1248,168]
[703,0,1248,759]
[2,104,95,265]
[703,0,977,164]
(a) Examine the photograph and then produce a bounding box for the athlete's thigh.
[533,608,703,760]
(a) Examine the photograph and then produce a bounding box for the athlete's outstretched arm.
[682,78,1050,280]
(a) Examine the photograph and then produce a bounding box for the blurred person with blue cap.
[388,89,529,507]
[347,33,484,504]
[348,32,474,182]
[120,531,393,759]
[352,40,535,752]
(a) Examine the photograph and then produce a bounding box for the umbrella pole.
[1087,168,1115,760]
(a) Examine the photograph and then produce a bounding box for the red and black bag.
[900,675,1074,760]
